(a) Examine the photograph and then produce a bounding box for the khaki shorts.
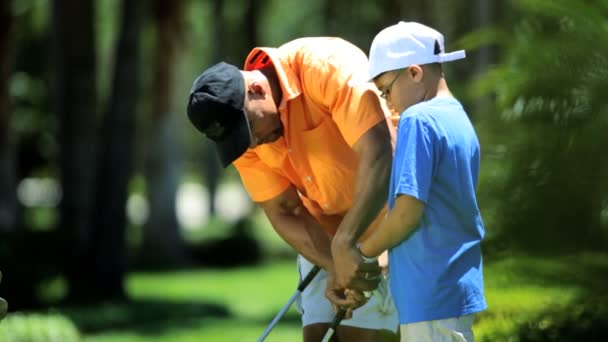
[400,315,476,342]
[295,255,399,332]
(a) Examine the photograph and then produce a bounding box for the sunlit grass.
[78,260,302,342]
[127,261,299,319]
[15,252,607,342]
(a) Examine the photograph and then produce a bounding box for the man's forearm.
[265,206,334,271]
[334,148,391,244]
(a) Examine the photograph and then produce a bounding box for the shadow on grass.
[517,294,608,342]
[256,311,301,327]
[60,298,231,336]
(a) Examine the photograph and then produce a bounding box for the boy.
[358,22,487,341]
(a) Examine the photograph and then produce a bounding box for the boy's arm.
[359,194,424,258]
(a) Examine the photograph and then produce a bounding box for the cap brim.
[437,50,466,63]
[213,110,251,168]
[367,50,467,81]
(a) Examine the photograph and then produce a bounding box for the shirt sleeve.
[392,113,436,203]
[301,51,389,147]
[233,150,291,202]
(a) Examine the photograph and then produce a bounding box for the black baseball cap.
[187,62,252,167]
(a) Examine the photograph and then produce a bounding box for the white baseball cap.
[367,21,466,81]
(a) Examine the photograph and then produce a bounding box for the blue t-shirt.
[388,97,487,324]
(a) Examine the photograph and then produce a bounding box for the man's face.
[244,96,283,148]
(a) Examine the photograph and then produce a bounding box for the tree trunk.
[139,0,187,268]
[243,0,261,53]
[403,0,434,25]
[90,0,143,300]
[323,0,338,34]
[470,0,496,120]
[50,0,99,302]
[203,0,228,217]
[211,0,225,62]
[0,0,17,233]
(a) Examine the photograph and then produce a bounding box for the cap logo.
[204,121,226,139]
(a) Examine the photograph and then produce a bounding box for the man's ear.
[249,81,266,96]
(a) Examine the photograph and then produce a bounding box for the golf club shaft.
[257,265,321,342]
[321,307,347,342]
[257,291,299,341]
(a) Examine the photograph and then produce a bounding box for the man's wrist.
[332,230,358,248]
[323,260,336,274]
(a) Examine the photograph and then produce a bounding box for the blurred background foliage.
[0,0,607,341]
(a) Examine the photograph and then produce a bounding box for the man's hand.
[342,289,369,319]
[331,238,382,292]
[325,271,368,320]
[0,271,7,321]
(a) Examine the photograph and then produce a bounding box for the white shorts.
[295,255,399,332]
[399,315,476,342]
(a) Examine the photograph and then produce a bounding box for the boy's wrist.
[356,243,377,263]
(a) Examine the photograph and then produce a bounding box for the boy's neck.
[435,78,454,98]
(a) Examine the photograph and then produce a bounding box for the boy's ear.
[410,65,424,82]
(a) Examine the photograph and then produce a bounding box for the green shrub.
[0,312,80,342]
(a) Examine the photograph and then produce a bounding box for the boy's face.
[374,66,423,114]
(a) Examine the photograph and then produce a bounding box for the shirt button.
[323,203,330,209]
[288,148,292,153]
[306,176,312,182]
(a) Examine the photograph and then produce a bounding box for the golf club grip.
[331,307,347,328]
[320,308,347,342]
[297,265,321,292]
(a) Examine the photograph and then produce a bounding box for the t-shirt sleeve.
[392,113,436,203]
[233,150,290,202]
[301,54,389,147]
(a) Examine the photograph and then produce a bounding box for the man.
[357,22,487,341]
[187,37,398,341]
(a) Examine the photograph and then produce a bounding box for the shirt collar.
[243,47,302,110]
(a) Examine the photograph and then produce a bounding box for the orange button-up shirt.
[234,37,394,236]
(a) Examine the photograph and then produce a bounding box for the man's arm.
[260,185,382,309]
[359,194,424,258]
[331,120,393,289]
[258,185,334,272]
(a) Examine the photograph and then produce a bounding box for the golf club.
[320,288,373,342]
[320,307,347,342]
[257,265,321,342]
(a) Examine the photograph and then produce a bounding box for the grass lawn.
[4,252,607,341]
